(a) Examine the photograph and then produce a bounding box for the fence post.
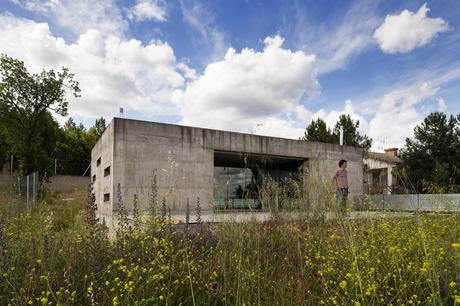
[26,175,29,210]
[33,172,36,205]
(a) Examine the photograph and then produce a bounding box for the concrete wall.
[92,118,364,219]
[91,121,115,217]
[45,175,90,192]
[0,173,13,188]
[0,173,89,192]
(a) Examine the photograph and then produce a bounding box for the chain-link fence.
[17,172,40,209]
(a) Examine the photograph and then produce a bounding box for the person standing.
[333,159,348,216]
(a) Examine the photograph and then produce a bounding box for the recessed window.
[104,166,110,177]
[92,175,96,182]
[104,193,110,202]
[97,157,101,166]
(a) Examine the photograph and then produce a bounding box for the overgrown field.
[0,191,460,305]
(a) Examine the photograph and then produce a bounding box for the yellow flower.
[40,297,48,305]
[113,296,119,306]
[450,281,456,288]
[339,280,347,289]
[159,295,164,301]
[452,243,460,249]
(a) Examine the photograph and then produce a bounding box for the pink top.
[333,168,348,188]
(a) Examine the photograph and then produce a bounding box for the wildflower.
[40,297,48,305]
[339,280,347,289]
[113,296,119,306]
[449,281,456,288]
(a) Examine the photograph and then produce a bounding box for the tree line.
[0,54,105,176]
[303,112,460,193]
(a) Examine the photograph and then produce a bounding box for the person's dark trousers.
[336,188,348,216]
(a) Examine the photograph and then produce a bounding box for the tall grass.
[0,176,460,305]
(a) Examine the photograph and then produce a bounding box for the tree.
[0,54,80,174]
[54,118,98,176]
[302,118,335,143]
[398,112,460,193]
[89,117,106,140]
[302,115,372,150]
[333,114,372,150]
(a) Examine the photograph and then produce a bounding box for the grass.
[0,186,460,305]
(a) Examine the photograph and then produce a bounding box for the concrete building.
[91,118,364,221]
[363,148,403,194]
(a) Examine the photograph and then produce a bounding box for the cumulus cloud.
[311,100,369,135]
[367,82,439,150]
[0,14,193,121]
[172,35,319,137]
[374,3,448,54]
[127,0,166,22]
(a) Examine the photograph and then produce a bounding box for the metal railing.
[17,172,40,209]
[362,193,460,212]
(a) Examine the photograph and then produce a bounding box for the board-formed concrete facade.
[91,118,364,220]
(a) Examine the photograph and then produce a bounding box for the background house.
[364,148,403,194]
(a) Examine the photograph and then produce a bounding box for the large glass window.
[213,151,305,210]
[213,166,259,210]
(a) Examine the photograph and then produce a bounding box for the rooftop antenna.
[119,107,124,118]
[251,123,263,134]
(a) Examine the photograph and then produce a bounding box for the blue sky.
[0,0,459,150]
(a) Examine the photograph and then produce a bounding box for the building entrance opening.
[213,150,306,210]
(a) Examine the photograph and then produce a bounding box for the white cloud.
[374,3,448,54]
[0,14,192,121]
[437,97,447,112]
[9,0,58,13]
[172,35,319,138]
[9,0,127,36]
[312,100,369,135]
[127,0,166,22]
[367,82,439,150]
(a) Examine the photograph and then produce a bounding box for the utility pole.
[339,126,344,146]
